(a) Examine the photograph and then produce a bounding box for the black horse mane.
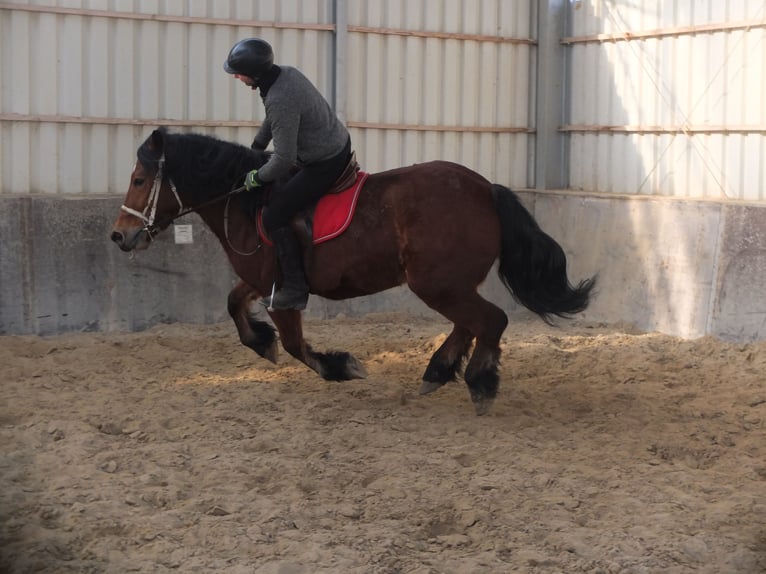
[137,129,270,206]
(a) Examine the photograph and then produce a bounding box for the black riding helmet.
[223,38,274,79]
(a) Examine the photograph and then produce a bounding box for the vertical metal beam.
[534,0,568,190]
[333,0,348,122]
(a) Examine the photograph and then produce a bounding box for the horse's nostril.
[110,231,124,244]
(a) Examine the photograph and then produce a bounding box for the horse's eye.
[133,178,145,186]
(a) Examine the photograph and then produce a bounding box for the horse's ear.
[149,128,166,152]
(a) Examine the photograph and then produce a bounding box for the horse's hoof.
[346,356,368,380]
[419,380,444,395]
[318,352,367,380]
[472,396,494,416]
[423,362,459,385]
[263,343,278,364]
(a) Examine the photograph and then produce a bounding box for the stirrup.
[266,288,308,311]
[262,282,308,311]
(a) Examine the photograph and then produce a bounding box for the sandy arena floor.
[1,313,764,573]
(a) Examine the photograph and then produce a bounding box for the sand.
[1,313,764,573]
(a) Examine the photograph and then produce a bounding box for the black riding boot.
[269,227,310,311]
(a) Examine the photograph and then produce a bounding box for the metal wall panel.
[566,0,766,200]
[3,1,764,200]
[0,0,335,195]
[0,0,532,195]
[345,0,534,186]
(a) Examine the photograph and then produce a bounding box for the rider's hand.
[244,170,262,191]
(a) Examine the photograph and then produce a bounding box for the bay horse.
[111,128,595,414]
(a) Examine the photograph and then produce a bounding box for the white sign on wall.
[174,224,194,244]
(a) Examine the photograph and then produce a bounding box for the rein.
[120,153,247,241]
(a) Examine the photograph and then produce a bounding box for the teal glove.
[244,170,262,191]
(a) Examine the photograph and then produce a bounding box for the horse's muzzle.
[110,230,131,252]
[110,227,149,252]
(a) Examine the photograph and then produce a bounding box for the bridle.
[120,154,184,240]
[120,153,248,242]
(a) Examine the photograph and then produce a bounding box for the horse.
[110,128,595,415]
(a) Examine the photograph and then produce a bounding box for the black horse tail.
[491,184,596,324]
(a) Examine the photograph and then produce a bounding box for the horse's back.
[364,159,501,265]
[366,160,498,226]
[370,160,491,190]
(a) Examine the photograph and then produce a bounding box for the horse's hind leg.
[227,280,278,363]
[464,299,508,415]
[268,310,367,381]
[412,287,508,415]
[465,333,506,415]
[420,325,474,394]
[459,296,508,415]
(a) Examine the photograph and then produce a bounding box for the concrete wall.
[0,196,238,336]
[2,193,764,342]
[523,191,766,342]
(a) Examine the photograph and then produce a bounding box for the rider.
[224,37,352,311]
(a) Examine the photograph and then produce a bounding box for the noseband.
[120,154,184,239]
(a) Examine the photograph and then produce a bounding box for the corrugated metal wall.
[566,0,766,200]
[344,1,534,186]
[2,1,764,200]
[0,0,534,195]
[0,0,338,195]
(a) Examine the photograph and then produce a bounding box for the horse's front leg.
[268,309,367,381]
[227,280,278,363]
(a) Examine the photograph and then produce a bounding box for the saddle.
[327,151,360,194]
[256,151,368,253]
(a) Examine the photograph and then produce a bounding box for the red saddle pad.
[258,172,369,245]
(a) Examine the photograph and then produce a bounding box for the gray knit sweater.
[253,66,349,182]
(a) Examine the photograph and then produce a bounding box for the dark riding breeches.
[262,137,352,234]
